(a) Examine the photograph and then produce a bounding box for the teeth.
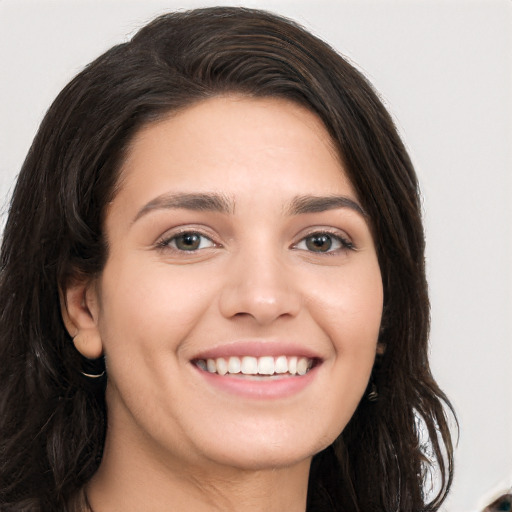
[227,356,241,374]
[206,359,216,373]
[297,357,309,375]
[274,355,288,374]
[241,356,258,375]
[216,357,228,376]
[198,355,313,376]
[288,356,297,375]
[258,356,274,375]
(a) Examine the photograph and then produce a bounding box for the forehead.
[115,95,356,208]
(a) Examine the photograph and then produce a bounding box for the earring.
[81,356,106,379]
[367,382,378,402]
[81,369,105,379]
[80,353,106,379]
[72,334,106,378]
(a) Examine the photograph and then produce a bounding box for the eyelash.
[157,229,218,252]
[293,230,355,254]
[156,229,354,254]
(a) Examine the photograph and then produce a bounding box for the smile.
[195,355,314,376]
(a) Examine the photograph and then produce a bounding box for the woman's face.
[85,96,383,472]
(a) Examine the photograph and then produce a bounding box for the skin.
[63,96,383,511]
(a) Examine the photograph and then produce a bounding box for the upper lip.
[191,340,322,361]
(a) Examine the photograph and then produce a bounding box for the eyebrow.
[132,192,366,224]
[285,195,367,217]
[133,192,235,223]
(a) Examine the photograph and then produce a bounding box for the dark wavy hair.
[0,7,455,511]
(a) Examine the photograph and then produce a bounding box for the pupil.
[306,234,332,252]
[177,233,200,250]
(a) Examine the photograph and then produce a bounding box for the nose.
[218,250,302,325]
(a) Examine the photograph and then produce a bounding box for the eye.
[160,231,216,252]
[295,232,353,253]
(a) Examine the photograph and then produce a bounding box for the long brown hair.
[0,7,455,511]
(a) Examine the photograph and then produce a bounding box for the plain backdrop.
[0,1,511,510]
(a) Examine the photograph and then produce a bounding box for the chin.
[194,423,340,472]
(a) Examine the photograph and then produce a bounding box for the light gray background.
[1,1,511,510]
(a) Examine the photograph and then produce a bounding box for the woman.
[0,7,455,512]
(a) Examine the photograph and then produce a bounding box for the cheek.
[306,262,382,435]
[306,260,383,353]
[96,258,218,357]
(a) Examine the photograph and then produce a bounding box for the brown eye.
[305,234,334,252]
[295,232,353,253]
[166,232,215,251]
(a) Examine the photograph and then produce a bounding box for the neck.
[87,452,310,512]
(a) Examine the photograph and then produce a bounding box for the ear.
[60,279,103,359]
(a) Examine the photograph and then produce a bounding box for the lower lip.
[193,365,319,399]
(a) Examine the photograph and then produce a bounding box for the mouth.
[193,355,317,378]
[190,342,322,399]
